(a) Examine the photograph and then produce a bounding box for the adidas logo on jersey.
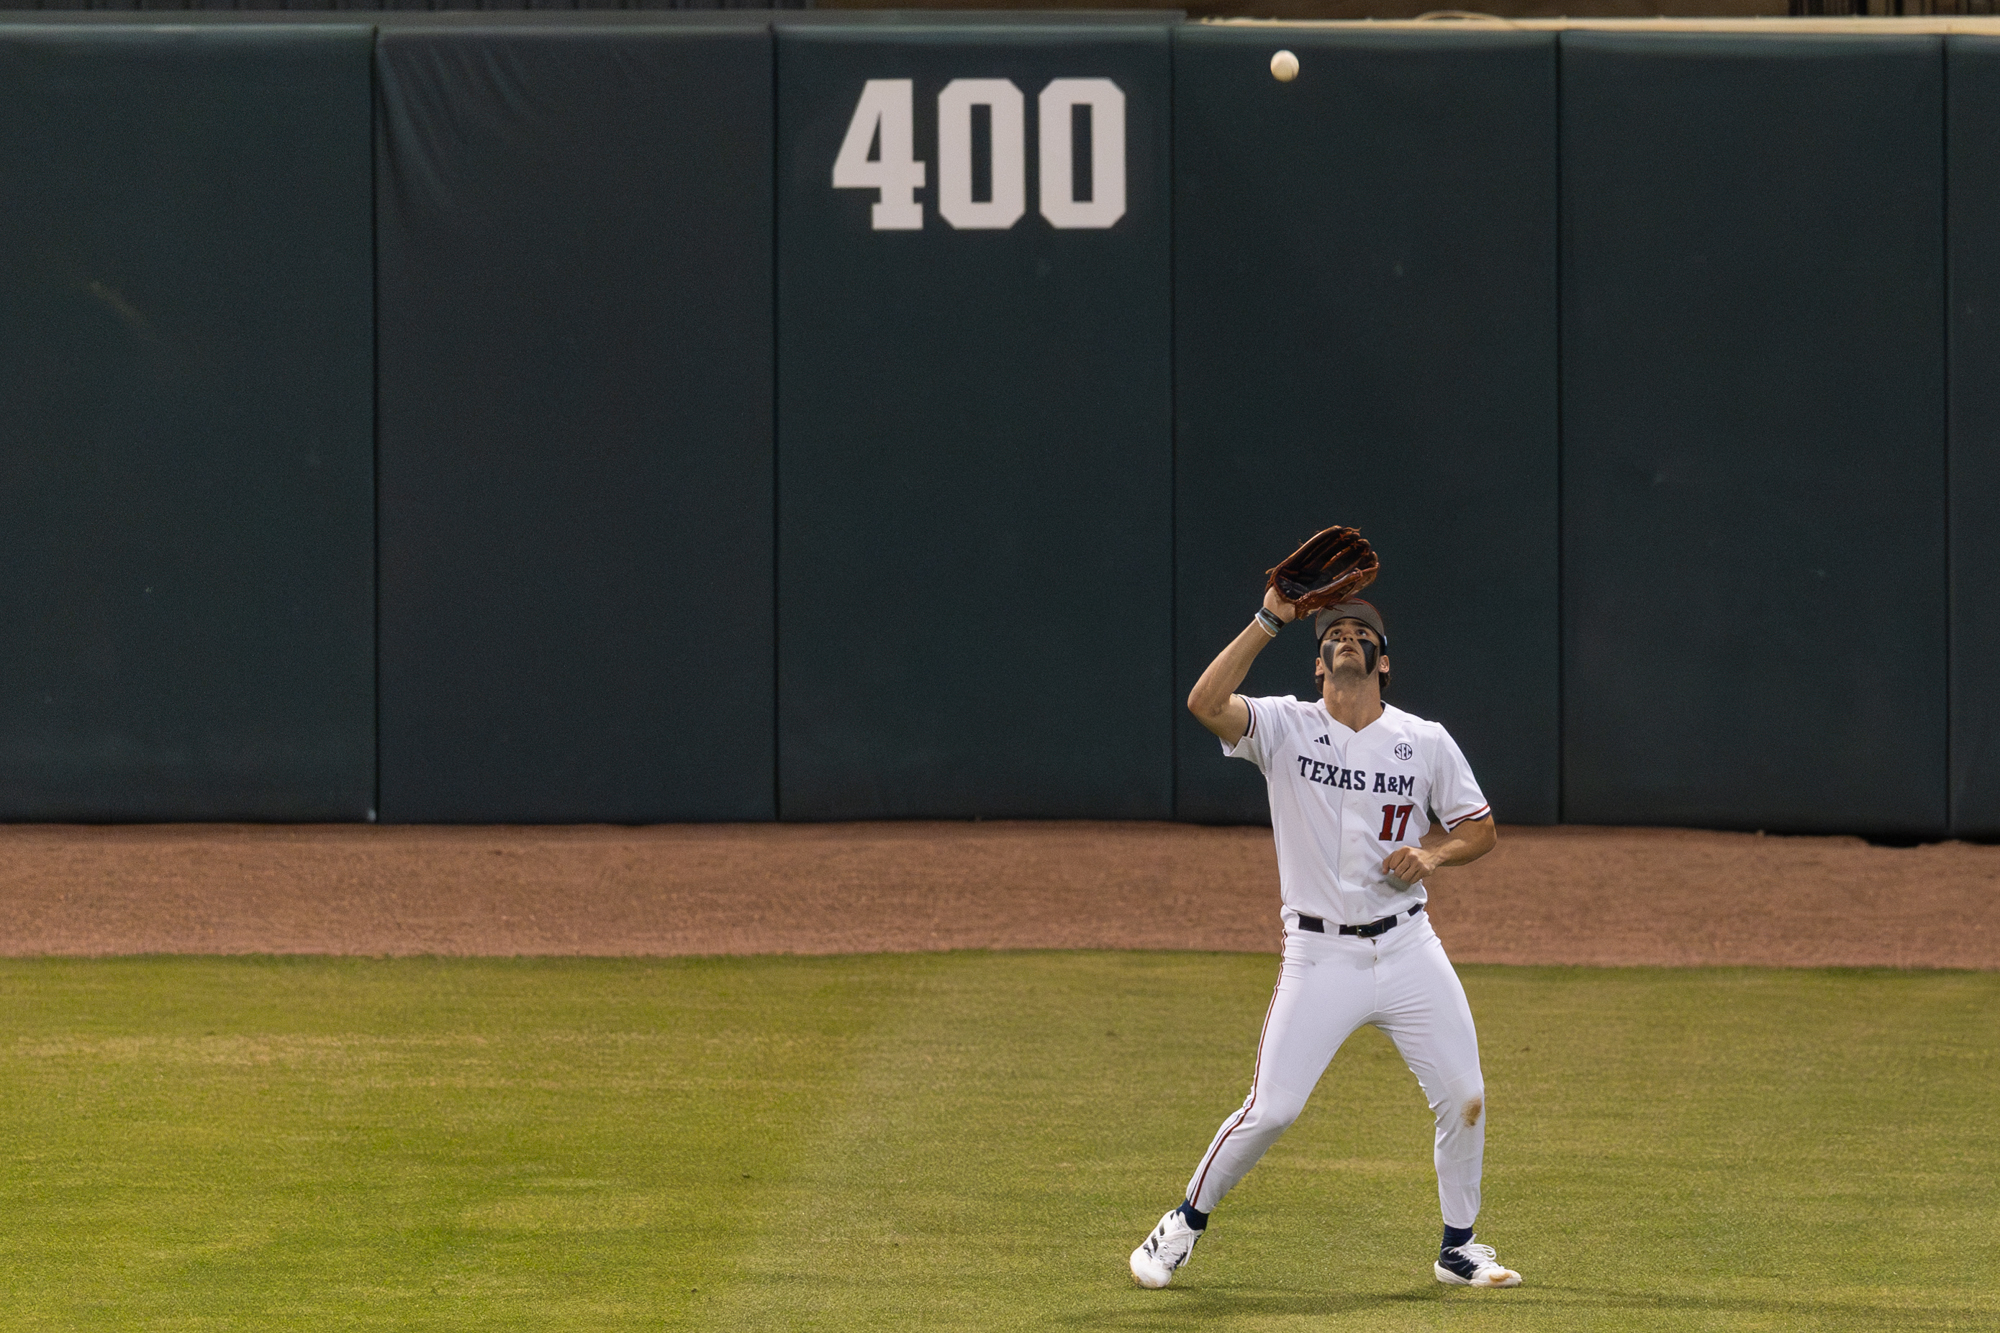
[1314,734,1330,745]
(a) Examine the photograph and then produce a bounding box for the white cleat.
[1129,1207,1203,1288]
[1435,1239,1522,1288]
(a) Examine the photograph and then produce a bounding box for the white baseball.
[1270,49,1300,82]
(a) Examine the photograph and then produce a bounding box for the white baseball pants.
[1184,912,1487,1228]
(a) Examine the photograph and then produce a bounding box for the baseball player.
[1128,587,1521,1291]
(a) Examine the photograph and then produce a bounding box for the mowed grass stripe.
[0,957,917,1331]
[719,958,2000,1332]
[0,956,1991,1331]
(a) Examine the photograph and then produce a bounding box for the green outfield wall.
[0,25,375,820]
[374,23,777,823]
[0,13,1992,837]
[1561,32,1947,837]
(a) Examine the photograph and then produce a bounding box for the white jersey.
[1222,696,1491,927]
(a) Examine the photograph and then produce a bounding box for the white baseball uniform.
[1184,694,1493,1229]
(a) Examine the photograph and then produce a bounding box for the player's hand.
[1261,585,1299,624]
[1381,846,1441,885]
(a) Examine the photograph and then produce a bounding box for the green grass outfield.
[0,955,1992,1331]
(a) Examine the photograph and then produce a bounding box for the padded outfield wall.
[0,15,1994,837]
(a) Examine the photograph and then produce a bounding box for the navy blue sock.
[1441,1224,1474,1251]
[1177,1200,1210,1232]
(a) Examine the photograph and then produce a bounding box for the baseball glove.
[1265,526,1379,614]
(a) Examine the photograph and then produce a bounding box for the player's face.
[1317,620,1385,692]
[1323,621,1381,670]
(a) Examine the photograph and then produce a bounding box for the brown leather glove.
[1265,526,1379,615]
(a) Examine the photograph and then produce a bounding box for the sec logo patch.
[1394,743,1413,761]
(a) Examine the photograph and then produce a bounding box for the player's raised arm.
[1187,586,1295,745]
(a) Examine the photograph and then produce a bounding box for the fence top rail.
[1205,15,2000,33]
[0,8,1181,25]
[0,12,1990,33]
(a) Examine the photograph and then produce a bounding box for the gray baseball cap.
[1313,598,1387,646]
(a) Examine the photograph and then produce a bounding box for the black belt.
[1295,904,1424,938]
